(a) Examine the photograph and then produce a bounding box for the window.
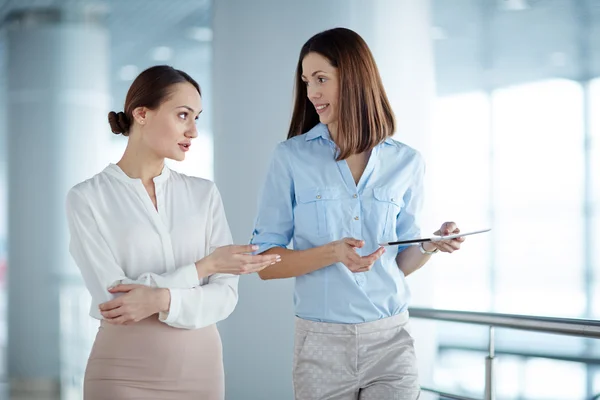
[431,79,589,399]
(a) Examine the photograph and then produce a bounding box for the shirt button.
[354,216,359,221]
[316,195,321,199]
[353,194,358,198]
[391,198,394,202]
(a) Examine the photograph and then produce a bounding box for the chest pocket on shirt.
[295,188,341,238]
[373,187,403,241]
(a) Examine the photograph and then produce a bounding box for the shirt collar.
[104,163,171,184]
[305,123,331,142]
[305,122,395,147]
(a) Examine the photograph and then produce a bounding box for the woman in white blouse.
[66,65,280,400]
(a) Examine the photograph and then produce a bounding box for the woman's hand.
[423,221,465,253]
[196,244,281,277]
[100,284,169,325]
[332,238,385,273]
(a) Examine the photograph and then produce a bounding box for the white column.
[213,1,436,398]
[5,7,111,399]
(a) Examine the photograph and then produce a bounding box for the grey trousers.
[293,311,420,400]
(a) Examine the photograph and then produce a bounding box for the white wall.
[213,1,437,398]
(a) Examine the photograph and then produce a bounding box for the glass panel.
[491,80,585,317]
[431,92,492,311]
[522,358,586,399]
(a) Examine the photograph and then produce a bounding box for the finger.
[108,284,140,293]
[235,254,281,265]
[101,308,123,319]
[228,244,260,254]
[354,264,373,273]
[99,299,122,312]
[250,261,278,273]
[343,238,364,248]
[347,251,363,265]
[435,242,455,253]
[443,222,458,235]
[438,240,459,251]
[241,259,280,273]
[363,247,385,264]
[448,240,462,250]
[105,315,129,325]
[346,263,362,272]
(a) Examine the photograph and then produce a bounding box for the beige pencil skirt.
[84,316,224,400]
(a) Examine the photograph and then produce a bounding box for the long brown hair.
[108,65,201,136]
[287,28,395,160]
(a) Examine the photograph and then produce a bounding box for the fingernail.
[251,245,259,250]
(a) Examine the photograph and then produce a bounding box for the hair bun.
[108,111,131,135]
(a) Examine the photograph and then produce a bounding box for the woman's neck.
[117,140,164,185]
[327,121,338,142]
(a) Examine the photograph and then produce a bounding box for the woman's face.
[138,82,202,162]
[302,52,339,131]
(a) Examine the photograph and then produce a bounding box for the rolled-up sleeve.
[395,154,425,253]
[250,142,295,254]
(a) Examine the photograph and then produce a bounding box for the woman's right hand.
[332,238,385,273]
[196,244,281,276]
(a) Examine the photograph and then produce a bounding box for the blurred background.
[0,0,599,399]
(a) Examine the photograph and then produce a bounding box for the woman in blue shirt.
[251,27,465,400]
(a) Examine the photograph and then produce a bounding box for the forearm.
[258,245,338,280]
[395,244,434,277]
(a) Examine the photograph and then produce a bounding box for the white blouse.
[65,163,239,330]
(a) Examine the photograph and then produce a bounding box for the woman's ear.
[132,107,148,125]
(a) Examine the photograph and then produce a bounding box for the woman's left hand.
[99,284,170,325]
[425,221,464,254]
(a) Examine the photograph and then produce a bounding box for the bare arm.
[396,223,464,277]
[258,238,385,280]
[258,245,337,280]
[395,244,434,277]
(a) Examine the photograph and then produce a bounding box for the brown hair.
[108,65,201,135]
[288,28,395,160]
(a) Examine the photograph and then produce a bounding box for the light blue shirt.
[251,123,425,324]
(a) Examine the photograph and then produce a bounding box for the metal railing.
[408,307,600,400]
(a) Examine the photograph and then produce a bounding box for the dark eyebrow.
[176,105,201,116]
[301,70,328,79]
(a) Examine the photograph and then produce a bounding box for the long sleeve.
[250,142,295,254]
[159,184,239,329]
[66,187,200,315]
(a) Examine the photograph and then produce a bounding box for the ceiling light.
[498,0,530,11]
[119,65,138,81]
[187,27,213,42]
[151,46,173,62]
